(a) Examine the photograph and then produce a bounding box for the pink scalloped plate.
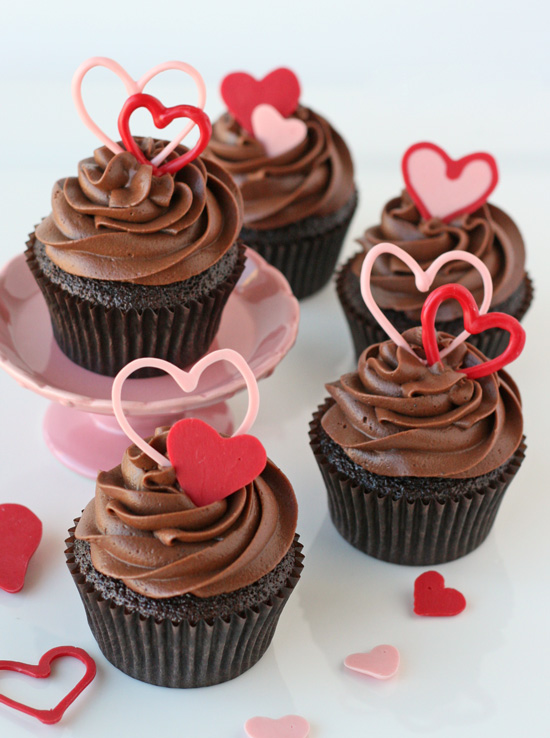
[0,249,299,477]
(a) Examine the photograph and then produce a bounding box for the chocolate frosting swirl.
[207,107,355,230]
[321,328,523,478]
[75,428,298,599]
[35,139,243,285]
[355,191,526,321]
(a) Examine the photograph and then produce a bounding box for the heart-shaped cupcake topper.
[402,142,499,223]
[421,283,525,379]
[72,57,207,166]
[0,504,42,593]
[251,104,307,158]
[118,93,212,176]
[220,67,301,135]
[111,351,266,507]
[414,571,466,616]
[245,715,310,738]
[0,646,96,724]
[360,242,493,360]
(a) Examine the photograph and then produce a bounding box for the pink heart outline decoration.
[0,646,96,725]
[245,715,310,738]
[251,104,307,158]
[111,350,260,469]
[344,645,400,680]
[360,242,493,360]
[402,142,499,223]
[72,56,207,166]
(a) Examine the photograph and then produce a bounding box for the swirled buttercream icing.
[321,328,523,478]
[355,191,526,321]
[35,139,243,286]
[75,428,298,599]
[207,107,355,230]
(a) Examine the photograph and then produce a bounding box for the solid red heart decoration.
[0,646,96,724]
[118,92,212,176]
[221,68,301,134]
[421,283,525,379]
[402,142,499,223]
[414,571,466,617]
[0,504,42,593]
[166,418,267,507]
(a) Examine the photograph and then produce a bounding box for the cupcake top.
[353,190,526,321]
[35,139,243,286]
[207,107,355,230]
[321,327,523,479]
[75,427,298,599]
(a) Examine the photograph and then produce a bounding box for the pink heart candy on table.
[251,104,307,158]
[344,645,400,680]
[402,142,499,223]
[72,56,207,166]
[245,715,310,738]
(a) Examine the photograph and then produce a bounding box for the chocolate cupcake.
[66,426,303,687]
[207,69,357,299]
[309,327,525,565]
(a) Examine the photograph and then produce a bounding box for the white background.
[0,1,549,736]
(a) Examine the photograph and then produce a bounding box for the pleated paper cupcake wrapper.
[25,239,246,377]
[310,402,526,566]
[336,251,534,361]
[241,191,358,300]
[65,531,304,688]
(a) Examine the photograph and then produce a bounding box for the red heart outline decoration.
[0,504,42,593]
[221,68,301,134]
[414,571,466,617]
[118,93,212,176]
[0,647,96,724]
[421,283,525,379]
[402,142,499,223]
[166,418,267,507]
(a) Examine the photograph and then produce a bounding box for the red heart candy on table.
[118,92,212,176]
[0,646,96,724]
[421,283,525,380]
[166,418,267,507]
[245,715,310,738]
[221,68,301,134]
[402,142,499,223]
[414,571,466,616]
[0,504,42,593]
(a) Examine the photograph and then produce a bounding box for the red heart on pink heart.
[245,715,310,738]
[221,68,301,134]
[0,504,42,593]
[402,142,499,223]
[166,418,267,507]
[251,104,307,158]
[344,644,400,680]
[414,570,466,616]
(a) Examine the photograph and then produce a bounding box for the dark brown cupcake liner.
[309,400,526,565]
[65,530,303,688]
[25,238,246,377]
[336,250,534,361]
[241,191,358,300]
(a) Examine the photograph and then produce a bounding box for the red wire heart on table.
[0,646,96,724]
[414,571,466,617]
[118,92,212,176]
[166,418,267,507]
[421,283,525,380]
[221,68,301,135]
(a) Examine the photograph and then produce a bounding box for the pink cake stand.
[0,249,299,478]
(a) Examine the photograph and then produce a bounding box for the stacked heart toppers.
[221,68,308,158]
[112,350,267,506]
[360,242,526,376]
[401,141,499,223]
[72,57,212,177]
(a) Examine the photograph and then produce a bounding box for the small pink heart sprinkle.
[244,714,310,738]
[344,645,400,680]
[251,104,307,158]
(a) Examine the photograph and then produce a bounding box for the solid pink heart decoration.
[245,715,310,738]
[251,104,307,158]
[344,645,400,680]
